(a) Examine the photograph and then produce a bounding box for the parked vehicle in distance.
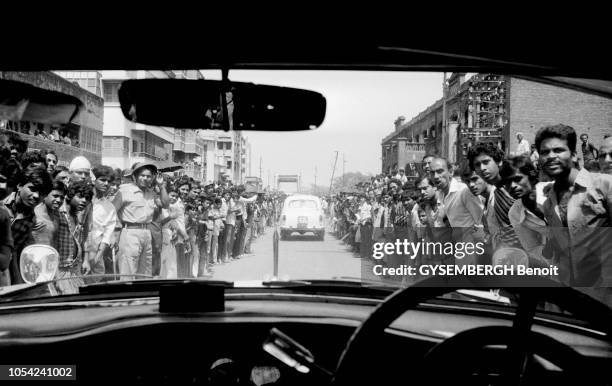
[280,194,325,240]
[277,174,301,194]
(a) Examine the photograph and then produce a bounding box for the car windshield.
[287,200,318,209]
[0,69,611,316]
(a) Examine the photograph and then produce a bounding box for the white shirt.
[436,178,483,228]
[508,199,548,265]
[225,198,236,226]
[517,139,530,155]
[358,202,372,224]
[89,197,118,247]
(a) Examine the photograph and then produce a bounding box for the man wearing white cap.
[69,156,92,183]
[112,162,169,277]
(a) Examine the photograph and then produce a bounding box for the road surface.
[210,223,365,282]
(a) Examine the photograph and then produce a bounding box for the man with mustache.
[113,163,169,277]
[4,166,52,284]
[537,124,612,306]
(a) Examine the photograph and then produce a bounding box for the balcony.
[131,152,166,162]
[181,163,202,180]
[404,142,425,152]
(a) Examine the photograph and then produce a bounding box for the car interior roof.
[2,18,609,94]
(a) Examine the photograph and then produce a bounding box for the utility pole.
[442,72,447,160]
[330,151,339,194]
[259,156,262,179]
[342,153,346,186]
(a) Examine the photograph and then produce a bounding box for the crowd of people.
[0,132,283,290]
[2,121,80,147]
[327,124,612,306]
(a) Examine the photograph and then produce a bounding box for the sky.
[200,70,443,187]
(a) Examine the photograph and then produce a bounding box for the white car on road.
[280,194,325,240]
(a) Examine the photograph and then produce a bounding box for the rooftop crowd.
[328,124,612,307]
[0,131,283,291]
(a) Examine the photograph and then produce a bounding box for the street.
[210,222,364,282]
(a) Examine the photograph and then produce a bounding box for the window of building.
[226,142,232,150]
[217,142,224,150]
[103,81,120,103]
[227,160,232,169]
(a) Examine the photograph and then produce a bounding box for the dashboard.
[0,295,610,385]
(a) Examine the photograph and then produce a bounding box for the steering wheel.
[333,276,612,385]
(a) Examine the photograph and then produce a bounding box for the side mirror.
[20,244,60,284]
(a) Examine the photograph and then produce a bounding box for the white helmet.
[69,156,91,172]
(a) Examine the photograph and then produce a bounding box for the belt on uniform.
[123,222,151,229]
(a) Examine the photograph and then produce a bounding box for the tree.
[331,172,373,193]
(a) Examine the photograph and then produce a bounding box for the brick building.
[381,73,612,173]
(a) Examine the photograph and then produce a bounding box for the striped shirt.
[493,187,522,248]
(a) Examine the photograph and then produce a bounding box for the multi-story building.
[56,70,253,182]
[58,70,178,171]
[382,72,612,173]
[173,129,205,180]
[1,71,104,166]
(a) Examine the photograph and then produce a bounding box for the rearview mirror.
[20,244,60,284]
[118,79,326,131]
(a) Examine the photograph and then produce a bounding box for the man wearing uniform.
[112,162,169,277]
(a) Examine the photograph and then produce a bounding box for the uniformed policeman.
[112,162,169,277]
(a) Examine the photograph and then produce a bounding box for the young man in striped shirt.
[468,143,522,251]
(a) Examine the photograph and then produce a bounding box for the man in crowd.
[209,198,224,266]
[598,136,612,175]
[21,150,46,170]
[468,142,522,251]
[499,155,549,267]
[516,132,530,156]
[4,166,52,284]
[223,190,237,263]
[56,178,93,286]
[197,196,213,276]
[422,154,435,174]
[84,166,118,276]
[32,181,66,245]
[69,156,92,183]
[173,178,190,275]
[580,133,598,166]
[45,151,58,175]
[537,124,612,306]
[112,162,169,278]
[0,202,13,287]
[430,157,483,265]
[358,195,373,259]
[394,168,408,185]
[234,188,258,259]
